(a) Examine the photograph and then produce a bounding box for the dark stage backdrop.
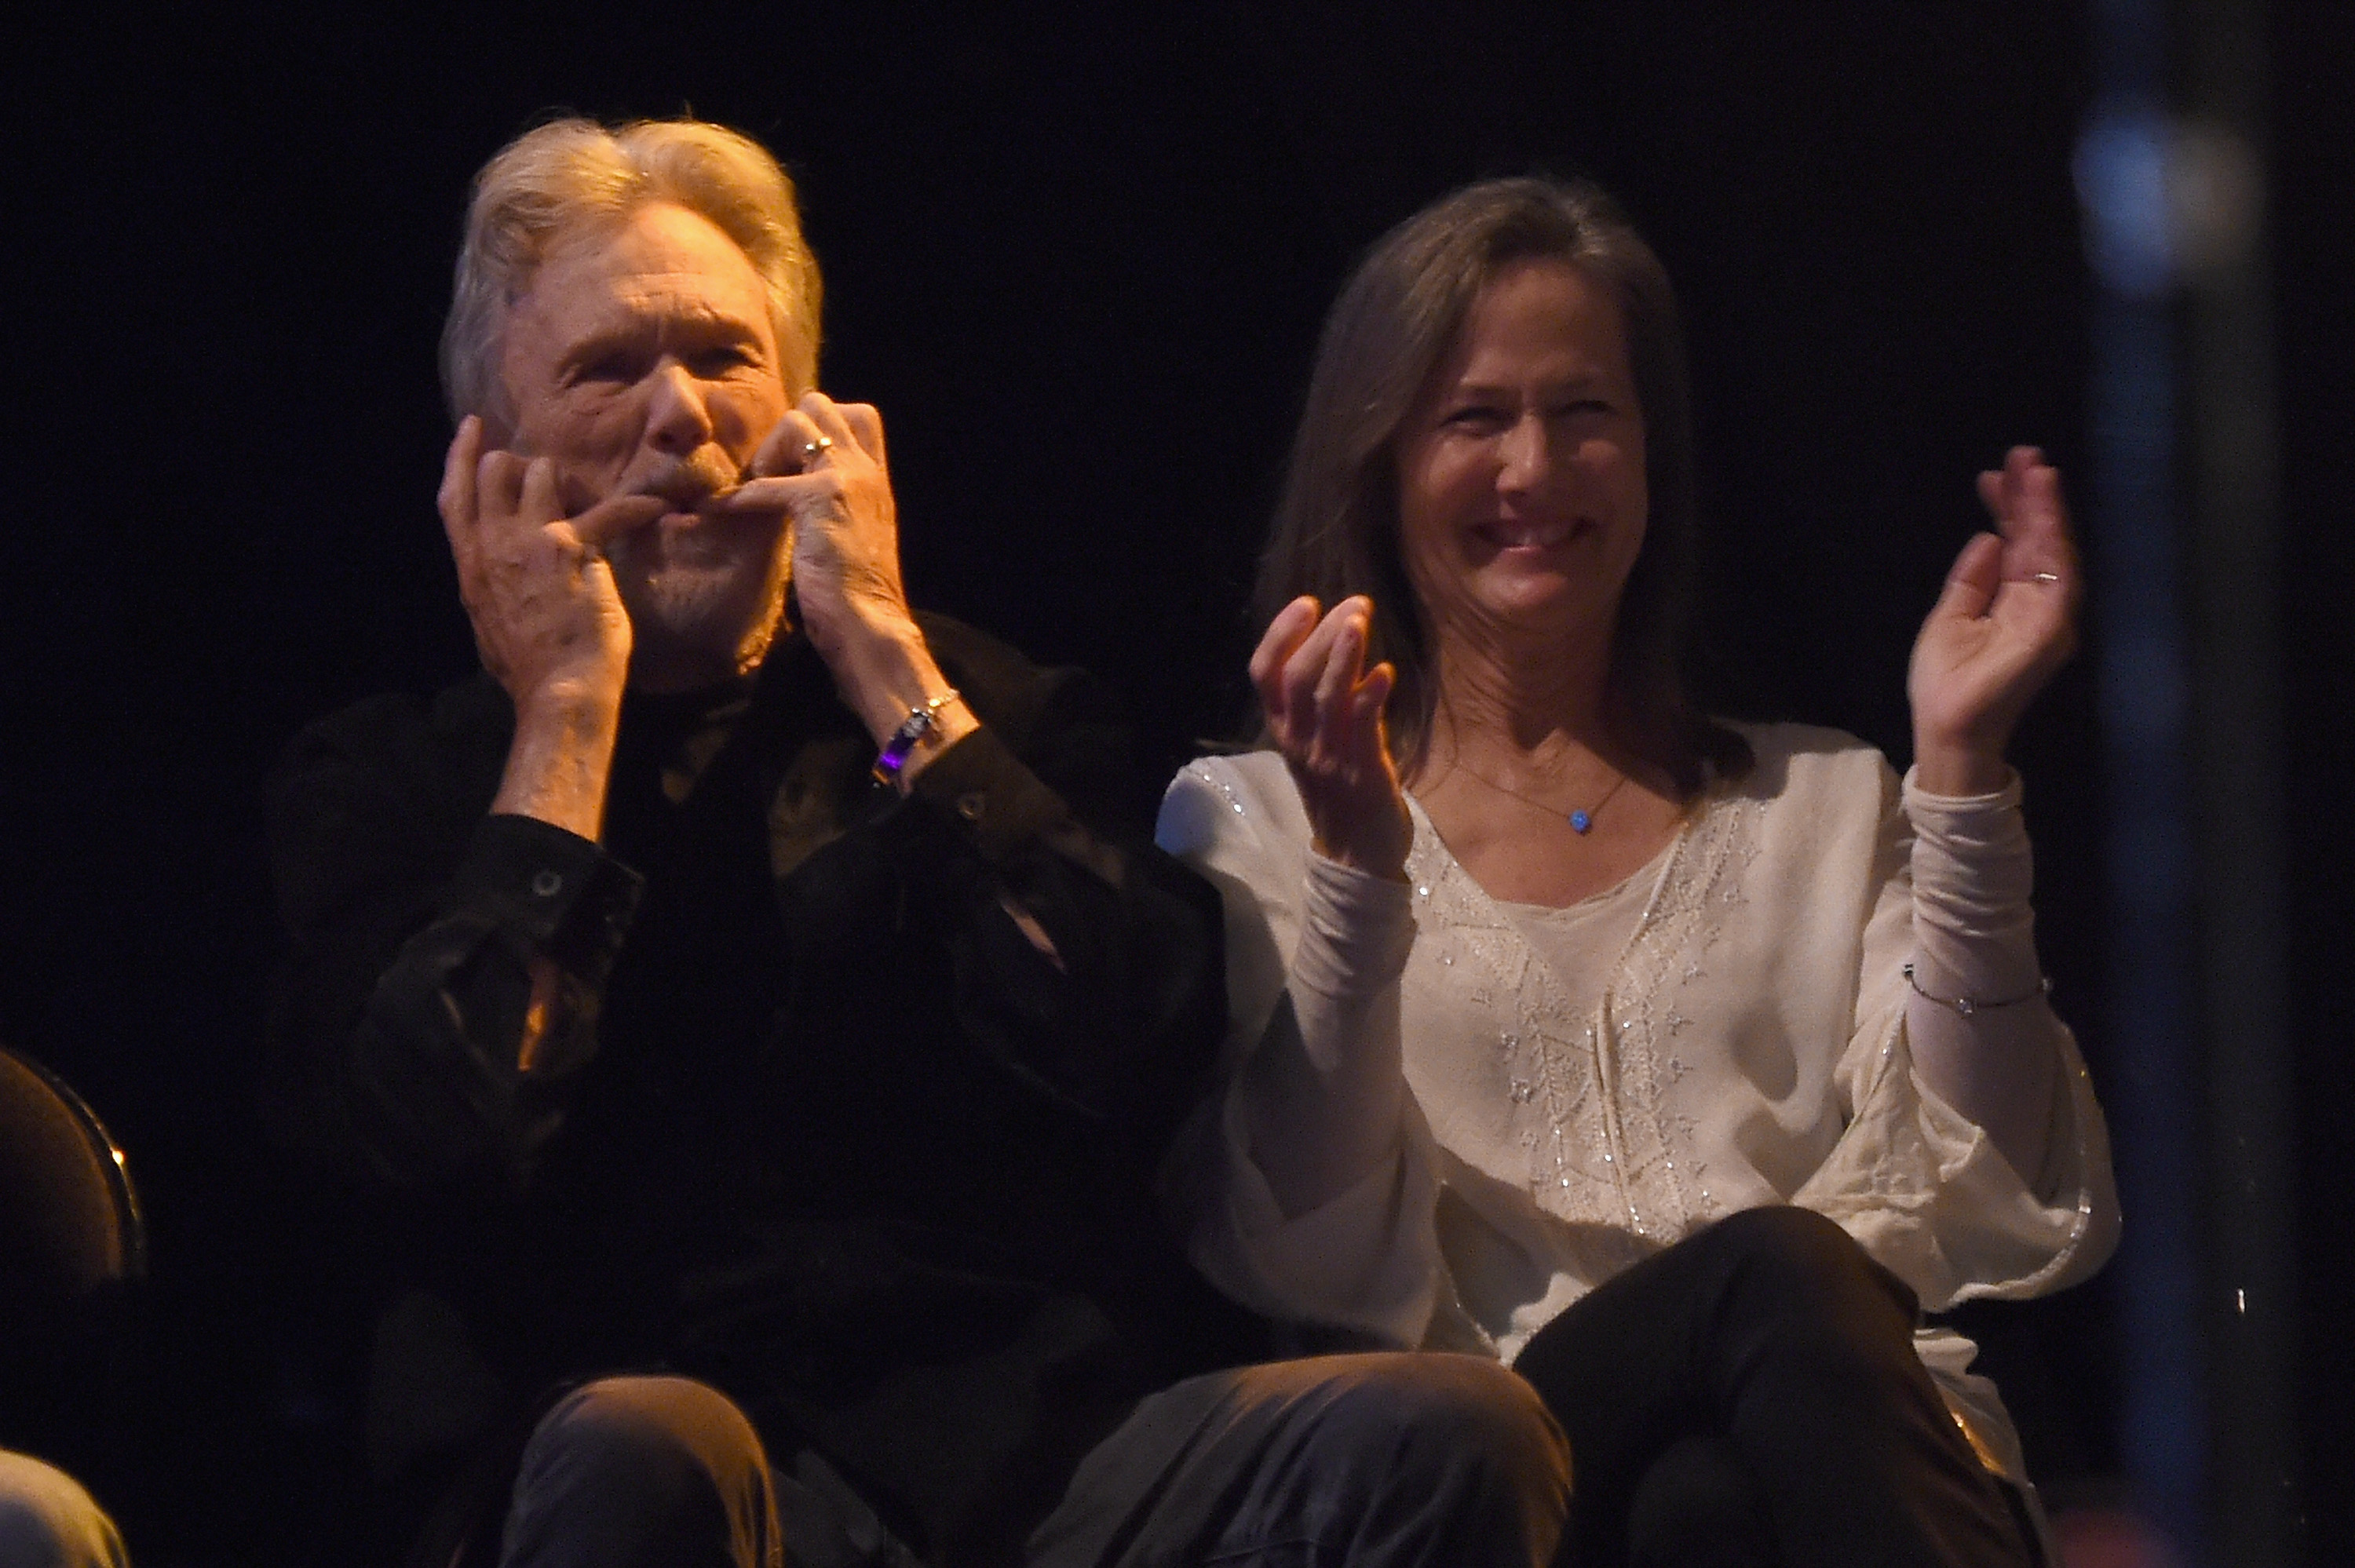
[4,3,2347,1563]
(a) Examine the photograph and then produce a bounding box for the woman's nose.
[644,361,714,454]
[1496,414,1550,489]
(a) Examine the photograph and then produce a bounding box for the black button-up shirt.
[267,615,1263,1563]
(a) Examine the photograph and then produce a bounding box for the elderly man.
[268,119,1567,1568]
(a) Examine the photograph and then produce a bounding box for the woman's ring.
[802,436,834,462]
[2030,571,2061,583]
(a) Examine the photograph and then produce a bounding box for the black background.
[5,3,2350,1562]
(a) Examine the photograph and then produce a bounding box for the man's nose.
[644,361,714,454]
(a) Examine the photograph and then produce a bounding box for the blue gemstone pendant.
[1568,810,1594,834]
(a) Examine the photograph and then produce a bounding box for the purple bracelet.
[872,689,962,787]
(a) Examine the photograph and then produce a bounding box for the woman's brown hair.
[1254,176,1747,793]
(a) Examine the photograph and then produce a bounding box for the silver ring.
[2030,571,2061,583]
[801,436,834,462]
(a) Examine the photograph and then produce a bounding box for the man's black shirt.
[266,615,1265,1562]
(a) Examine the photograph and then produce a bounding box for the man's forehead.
[553,275,767,333]
[523,204,770,323]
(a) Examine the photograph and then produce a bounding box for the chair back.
[0,1047,145,1336]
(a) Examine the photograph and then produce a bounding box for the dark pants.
[1510,1205,2033,1568]
[499,1355,1570,1568]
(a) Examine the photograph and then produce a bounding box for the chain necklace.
[1447,760,1632,834]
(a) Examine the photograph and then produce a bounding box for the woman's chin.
[1468,571,1612,629]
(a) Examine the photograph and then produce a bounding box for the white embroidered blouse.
[1156,722,2118,1475]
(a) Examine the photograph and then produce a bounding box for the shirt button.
[531,870,564,898]
[957,793,986,822]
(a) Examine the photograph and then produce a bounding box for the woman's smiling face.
[1393,257,1648,651]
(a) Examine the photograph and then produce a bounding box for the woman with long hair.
[1158,178,2116,1567]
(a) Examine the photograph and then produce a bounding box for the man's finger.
[573,493,670,549]
[798,392,864,458]
[440,421,487,590]
[440,416,483,538]
[836,401,888,466]
[476,449,529,523]
[520,458,563,527]
[748,407,825,480]
[717,474,823,513]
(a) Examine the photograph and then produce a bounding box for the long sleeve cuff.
[1294,850,1416,1008]
[1229,848,1415,1215]
[1900,767,2041,996]
[904,725,1126,887]
[457,815,641,964]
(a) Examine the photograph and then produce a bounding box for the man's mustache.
[626,452,747,509]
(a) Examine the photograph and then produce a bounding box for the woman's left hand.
[1906,447,2081,796]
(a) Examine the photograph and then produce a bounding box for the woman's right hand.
[1252,596,1413,881]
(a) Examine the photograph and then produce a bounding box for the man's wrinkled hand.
[722,395,975,758]
[722,392,915,658]
[439,415,663,711]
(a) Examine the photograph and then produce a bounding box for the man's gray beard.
[607,512,790,684]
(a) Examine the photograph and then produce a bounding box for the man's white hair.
[440,117,823,430]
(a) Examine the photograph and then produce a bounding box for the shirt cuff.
[1900,765,2033,914]
[1296,849,1416,1000]
[904,725,1120,881]
[1900,764,2022,820]
[456,814,641,965]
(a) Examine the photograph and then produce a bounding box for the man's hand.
[724,395,976,764]
[440,416,663,837]
[725,393,914,653]
[1907,446,2081,797]
[440,415,664,712]
[1253,595,1412,881]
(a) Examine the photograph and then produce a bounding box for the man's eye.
[573,353,641,385]
[689,345,758,375]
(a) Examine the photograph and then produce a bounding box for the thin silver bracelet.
[1902,961,2052,1017]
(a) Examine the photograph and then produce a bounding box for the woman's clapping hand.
[1253,596,1415,881]
[1907,447,2082,797]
